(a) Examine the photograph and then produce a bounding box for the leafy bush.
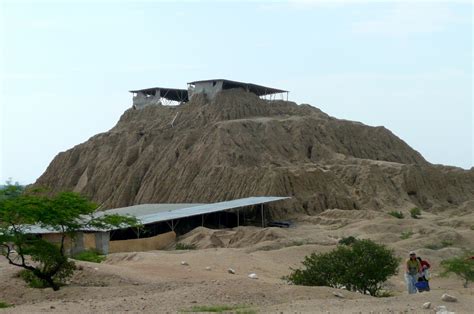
[175,243,196,250]
[286,239,400,296]
[388,211,404,219]
[73,250,106,263]
[400,231,414,240]
[440,251,474,288]
[18,258,75,289]
[338,236,357,246]
[410,207,421,219]
[18,269,49,289]
[18,264,74,289]
[16,241,77,289]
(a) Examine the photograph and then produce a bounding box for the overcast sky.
[0,0,472,185]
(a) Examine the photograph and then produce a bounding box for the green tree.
[286,239,400,296]
[0,179,24,200]
[0,184,139,290]
[440,251,474,288]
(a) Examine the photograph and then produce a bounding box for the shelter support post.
[237,209,240,227]
[131,227,140,239]
[71,232,85,256]
[261,204,264,228]
[167,219,180,232]
[95,231,110,255]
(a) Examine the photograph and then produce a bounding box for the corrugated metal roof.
[96,203,204,218]
[24,196,290,234]
[22,225,98,234]
[22,225,61,234]
[131,196,289,225]
[187,79,288,96]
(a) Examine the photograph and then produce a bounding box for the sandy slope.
[1,207,473,313]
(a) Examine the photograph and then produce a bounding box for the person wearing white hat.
[405,251,422,294]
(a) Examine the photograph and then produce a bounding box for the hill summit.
[36,90,474,216]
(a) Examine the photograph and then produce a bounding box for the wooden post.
[237,209,240,227]
[261,204,264,228]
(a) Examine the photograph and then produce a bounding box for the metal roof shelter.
[24,196,290,234]
[129,87,189,102]
[98,203,204,218]
[97,196,289,230]
[188,79,288,97]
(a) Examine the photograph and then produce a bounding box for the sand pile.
[176,226,289,250]
[35,89,474,215]
[176,227,228,249]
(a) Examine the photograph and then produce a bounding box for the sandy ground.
[1,208,473,313]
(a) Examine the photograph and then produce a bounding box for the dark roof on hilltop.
[129,87,188,102]
[188,79,288,96]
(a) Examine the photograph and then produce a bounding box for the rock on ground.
[441,293,458,302]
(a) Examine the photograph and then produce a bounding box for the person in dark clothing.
[416,257,431,292]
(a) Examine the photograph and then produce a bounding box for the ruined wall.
[41,233,81,255]
[132,91,162,109]
[108,231,176,253]
[41,232,108,254]
[189,81,224,100]
[83,233,96,250]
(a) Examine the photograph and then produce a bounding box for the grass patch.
[291,240,306,247]
[410,207,421,219]
[0,301,12,308]
[400,231,414,240]
[18,270,49,289]
[176,243,197,250]
[425,240,454,250]
[73,250,106,263]
[388,211,404,219]
[182,304,254,313]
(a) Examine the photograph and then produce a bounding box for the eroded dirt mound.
[35,89,474,215]
[176,226,289,250]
